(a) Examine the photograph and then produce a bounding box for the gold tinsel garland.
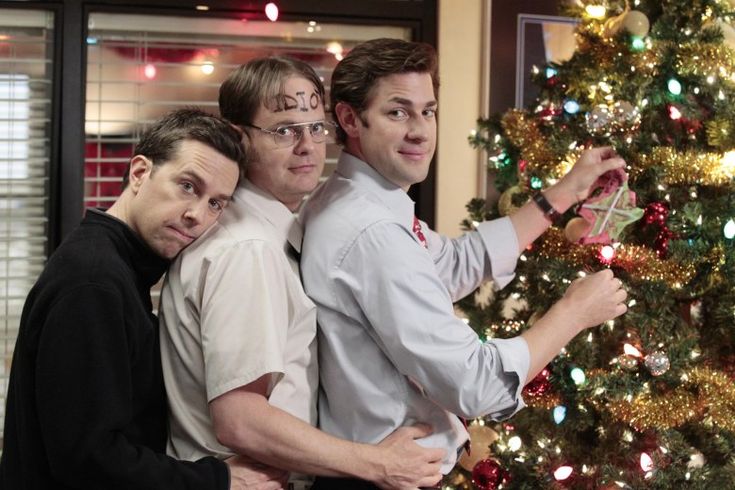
[632,147,735,186]
[674,42,735,79]
[501,119,734,187]
[501,111,559,178]
[524,391,563,410]
[595,367,735,432]
[706,117,735,149]
[535,228,697,286]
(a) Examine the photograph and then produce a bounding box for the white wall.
[436,0,488,236]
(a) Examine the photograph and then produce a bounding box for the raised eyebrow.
[387,97,438,109]
[179,170,205,189]
[274,120,322,127]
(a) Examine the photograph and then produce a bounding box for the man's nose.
[293,128,316,154]
[183,199,208,226]
[406,117,430,142]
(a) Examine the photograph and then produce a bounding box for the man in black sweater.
[0,108,279,489]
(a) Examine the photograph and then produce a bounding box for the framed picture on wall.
[515,14,578,108]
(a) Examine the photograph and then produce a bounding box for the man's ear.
[334,102,361,138]
[128,155,153,194]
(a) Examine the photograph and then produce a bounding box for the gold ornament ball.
[497,185,524,216]
[564,217,592,243]
[458,425,499,472]
[622,10,650,37]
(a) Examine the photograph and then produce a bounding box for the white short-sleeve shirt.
[159,180,317,461]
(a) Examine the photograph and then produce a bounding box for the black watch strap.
[532,192,562,223]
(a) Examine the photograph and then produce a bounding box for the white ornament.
[623,10,650,37]
[687,451,705,469]
[719,19,735,50]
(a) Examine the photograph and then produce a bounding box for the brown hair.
[219,56,325,127]
[122,107,247,188]
[330,38,439,144]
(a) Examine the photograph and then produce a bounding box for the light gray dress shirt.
[300,152,530,473]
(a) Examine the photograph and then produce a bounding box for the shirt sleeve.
[338,222,529,420]
[423,216,519,299]
[36,284,229,489]
[199,239,290,401]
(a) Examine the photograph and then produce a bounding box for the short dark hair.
[330,38,439,144]
[122,107,247,188]
[219,56,325,127]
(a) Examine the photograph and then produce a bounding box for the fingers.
[600,156,627,173]
[417,472,444,488]
[402,423,434,439]
[596,268,614,280]
[590,146,616,159]
[259,482,285,490]
[426,447,447,462]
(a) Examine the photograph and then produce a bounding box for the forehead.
[368,72,436,107]
[259,76,325,122]
[164,139,238,183]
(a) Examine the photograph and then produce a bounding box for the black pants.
[311,477,379,490]
[311,477,442,489]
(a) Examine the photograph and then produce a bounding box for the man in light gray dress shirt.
[300,38,628,488]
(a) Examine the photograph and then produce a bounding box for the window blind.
[0,8,54,443]
[84,13,410,209]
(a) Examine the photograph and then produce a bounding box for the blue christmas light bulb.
[553,405,567,424]
[570,367,586,385]
[724,218,735,239]
[563,99,580,114]
[667,78,682,96]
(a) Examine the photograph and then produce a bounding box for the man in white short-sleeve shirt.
[159,56,445,489]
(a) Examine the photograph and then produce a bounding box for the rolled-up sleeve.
[480,337,529,420]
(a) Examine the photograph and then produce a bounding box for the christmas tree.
[449,1,735,488]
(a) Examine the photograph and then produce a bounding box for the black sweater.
[0,210,229,489]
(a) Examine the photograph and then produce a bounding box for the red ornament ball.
[523,367,552,397]
[472,458,509,490]
[643,202,669,226]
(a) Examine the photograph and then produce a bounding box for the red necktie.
[412,216,427,248]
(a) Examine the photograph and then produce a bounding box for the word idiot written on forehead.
[268,91,321,113]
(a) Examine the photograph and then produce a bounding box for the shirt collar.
[237,179,303,252]
[335,151,417,230]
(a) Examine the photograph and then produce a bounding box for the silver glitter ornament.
[644,351,670,376]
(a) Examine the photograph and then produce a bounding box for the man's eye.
[275,126,296,137]
[181,182,195,194]
[310,122,326,134]
[209,199,223,212]
[388,109,408,119]
[423,108,436,117]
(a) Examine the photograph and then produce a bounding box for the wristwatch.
[532,192,562,224]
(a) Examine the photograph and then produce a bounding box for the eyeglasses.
[245,120,335,148]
